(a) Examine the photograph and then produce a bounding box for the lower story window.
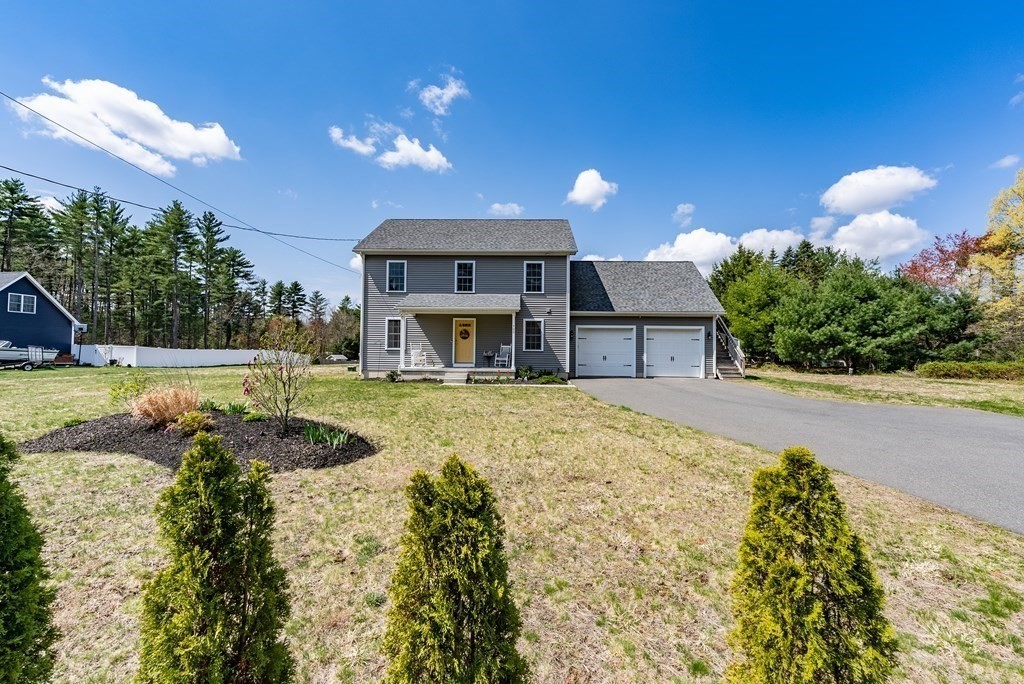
[386,319,402,350]
[523,319,544,352]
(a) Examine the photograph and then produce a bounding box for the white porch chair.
[410,344,426,368]
[494,344,512,368]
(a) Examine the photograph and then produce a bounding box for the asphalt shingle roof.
[570,261,725,314]
[354,219,578,254]
[0,272,28,291]
[397,293,522,311]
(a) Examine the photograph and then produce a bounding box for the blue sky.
[2,1,1022,305]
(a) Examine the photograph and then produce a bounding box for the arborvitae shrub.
[727,446,898,683]
[136,432,293,683]
[383,455,528,683]
[0,432,58,684]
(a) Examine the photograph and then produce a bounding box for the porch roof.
[396,293,522,314]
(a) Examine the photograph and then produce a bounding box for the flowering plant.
[242,321,314,433]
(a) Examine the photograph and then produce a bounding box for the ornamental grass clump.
[242,321,314,433]
[136,433,293,683]
[0,431,58,684]
[726,446,898,683]
[129,385,200,427]
[383,455,529,684]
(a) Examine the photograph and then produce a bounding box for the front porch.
[395,294,522,374]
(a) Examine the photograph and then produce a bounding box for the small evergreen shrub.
[129,385,200,426]
[727,446,898,683]
[173,411,214,436]
[533,375,566,385]
[383,455,528,683]
[197,398,220,412]
[110,370,150,408]
[242,412,267,423]
[516,365,533,380]
[0,432,58,683]
[136,433,293,683]
[916,360,1024,381]
[385,369,401,383]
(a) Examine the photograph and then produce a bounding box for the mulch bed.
[19,411,376,472]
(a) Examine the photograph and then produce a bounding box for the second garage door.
[576,326,636,377]
[645,327,704,378]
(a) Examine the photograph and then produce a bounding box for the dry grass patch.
[748,366,1024,417]
[3,366,1024,682]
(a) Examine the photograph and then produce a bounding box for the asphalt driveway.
[574,378,1024,534]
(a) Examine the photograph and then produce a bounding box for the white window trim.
[8,292,36,314]
[384,317,403,350]
[523,260,544,294]
[523,318,544,352]
[386,260,407,293]
[454,260,476,293]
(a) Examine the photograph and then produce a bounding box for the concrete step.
[441,372,468,385]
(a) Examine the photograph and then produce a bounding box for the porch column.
[510,313,516,370]
[399,315,407,369]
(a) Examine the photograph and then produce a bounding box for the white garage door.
[576,326,636,377]
[645,327,704,378]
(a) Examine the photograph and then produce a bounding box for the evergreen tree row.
[0,178,359,352]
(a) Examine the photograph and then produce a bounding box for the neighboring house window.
[387,261,406,292]
[8,293,36,314]
[524,261,544,293]
[385,318,402,350]
[455,261,475,293]
[523,319,544,352]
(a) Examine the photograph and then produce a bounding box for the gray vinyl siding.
[569,315,716,379]
[361,255,569,373]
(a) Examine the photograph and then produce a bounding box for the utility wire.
[0,89,362,274]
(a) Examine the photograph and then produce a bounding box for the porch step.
[441,371,469,385]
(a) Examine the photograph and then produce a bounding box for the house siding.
[569,315,716,379]
[0,278,74,353]
[361,255,569,375]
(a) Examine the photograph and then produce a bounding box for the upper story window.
[455,261,475,293]
[524,261,544,293]
[387,260,407,292]
[8,292,36,314]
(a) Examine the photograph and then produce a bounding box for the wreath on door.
[458,329,471,340]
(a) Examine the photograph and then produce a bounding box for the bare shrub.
[243,320,314,433]
[130,386,200,427]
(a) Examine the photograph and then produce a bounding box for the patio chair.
[494,344,512,368]
[410,344,426,368]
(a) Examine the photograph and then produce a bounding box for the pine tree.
[383,456,528,684]
[137,433,293,683]
[726,446,897,683]
[0,431,58,684]
[195,211,228,349]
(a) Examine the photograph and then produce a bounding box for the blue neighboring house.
[0,271,83,355]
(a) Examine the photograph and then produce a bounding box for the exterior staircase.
[714,319,746,380]
[441,370,469,385]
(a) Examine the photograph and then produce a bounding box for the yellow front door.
[454,318,475,365]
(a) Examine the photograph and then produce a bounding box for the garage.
[645,326,704,378]
[575,326,636,377]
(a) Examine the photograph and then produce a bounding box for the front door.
[453,318,476,366]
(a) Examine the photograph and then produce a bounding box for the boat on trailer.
[0,340,58,370]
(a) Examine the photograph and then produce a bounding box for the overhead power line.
[0,88,362,275]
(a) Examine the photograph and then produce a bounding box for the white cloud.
[581,254,624,261]
[565,169,618,210]
[399,107,415,119]
[371,199,379,209]
[375,134,451,172]
[1010,92,1024,107]
[37,195,62,214]
[644,227,737,275]
[367,118,402,140]
[12,77,240,177]
[488,202,524,217]
[990,154,1020,169]
[672,202,695,227]
[829,210,928,261]
[739,228,804,254]
[348,255,363,272]
[809,216,835,242]
[820,165,937,215]
[418,75,470,116]
[328,126,375,156]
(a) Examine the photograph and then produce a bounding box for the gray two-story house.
[353,219,743,381]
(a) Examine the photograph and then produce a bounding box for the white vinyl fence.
[78,345,265,368]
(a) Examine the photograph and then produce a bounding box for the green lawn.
[3,365,1024,683]
[747,366,1024,417]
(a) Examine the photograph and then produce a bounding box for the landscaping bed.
[19,410,375,472]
